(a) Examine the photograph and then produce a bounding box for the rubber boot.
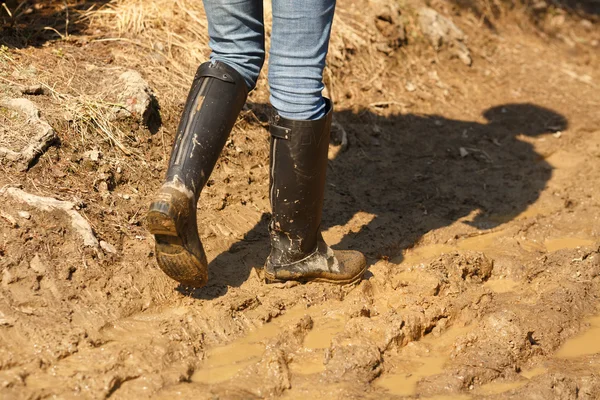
[265,99,367,284]
[147,61,248,287]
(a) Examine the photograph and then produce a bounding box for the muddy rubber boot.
[147,61,248,287]
[265,100,367,284]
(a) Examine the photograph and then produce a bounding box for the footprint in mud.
[195,103,566,297]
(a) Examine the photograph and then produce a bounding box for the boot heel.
[147,192,208,287]
[264,270,285,284]
[147,201,178,236]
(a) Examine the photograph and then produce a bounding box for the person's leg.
[268,0,334,120]
[265,0,366,284]
[204,0,265,90]
[147,0,264,287]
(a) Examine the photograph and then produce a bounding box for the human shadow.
[449,0,598,31]
[1,0,109,48]
[180,102,567,300]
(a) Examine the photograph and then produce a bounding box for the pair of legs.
[205,0,334,120]
[146,0,366,287]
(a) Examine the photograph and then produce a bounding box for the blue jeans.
[202,0,336,120]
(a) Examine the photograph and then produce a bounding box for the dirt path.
[1,0,600,399]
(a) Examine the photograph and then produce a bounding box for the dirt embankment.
[1,0,600,398]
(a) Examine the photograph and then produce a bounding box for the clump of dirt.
[0,0,599,398]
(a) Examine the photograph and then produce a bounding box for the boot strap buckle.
[195,63,236,83]
[270,125,291,140]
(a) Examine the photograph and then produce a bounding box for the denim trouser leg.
[202,0,265,91]
[202,0,335,120]
[269,0,336,120]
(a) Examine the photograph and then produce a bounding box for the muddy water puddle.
[544,237,595,252]
[396,230,505,266]
[556,315,600,358]
[520,366,547,379]
[472,366,546,396]
[304,315,345,349]
[376,324,472,396]
[288,355,326,375]
[487,203,549,223]
[471,313,600,397]
[463,314,600,397]
[375,322,547,397]
[191,225,595,388]
[475,380,527,395]
[377,356,447,396]
[192,304,345,384]
[469,313,600,397]
[484,278,519,293]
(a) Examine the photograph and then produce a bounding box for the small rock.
[0,311,14,327]
[11,66,38,80]
[122,194,131,200]
[0,211,18,228]
[17,211,31,219]
[30,254,47,275]
[459,147,469,158]
[405,81,416,92]
[100,240,117,254]
[83,149,102,162]
[20,85,45,95]
[97,181,109,193]
[2,268,15,285]
[418,8,472,66]
[0,97,58,171]
[580,19,593,30]
[153,41,165,52]
[113,70,159,126]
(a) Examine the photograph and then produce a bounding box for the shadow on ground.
[449,0,599,31]
[179,102,567,300]
[1,0,109,48]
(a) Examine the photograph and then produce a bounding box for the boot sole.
[147,203,208,288]
[263,265,367,286]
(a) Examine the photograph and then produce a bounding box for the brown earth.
[1,0,600,399]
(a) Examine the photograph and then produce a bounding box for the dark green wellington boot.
[147,61,247,287]
[265,99,367,284]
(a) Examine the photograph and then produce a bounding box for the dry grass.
[9,0,578,165]
[82,0,375,95]
[83,0,213,91]
[0,49,138,157]
[0,0,404,165]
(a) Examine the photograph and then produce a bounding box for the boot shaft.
[165,61,248,197]
[268,100,333,265]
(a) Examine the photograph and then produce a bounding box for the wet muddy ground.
[1,0,600,398]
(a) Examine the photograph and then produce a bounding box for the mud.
[1,0,600,399]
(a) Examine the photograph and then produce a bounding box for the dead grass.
[0,104,31,151]
[83,0,212,91]
[0,50,138,157]
[2,0,593,171]
[81,0,377,96]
